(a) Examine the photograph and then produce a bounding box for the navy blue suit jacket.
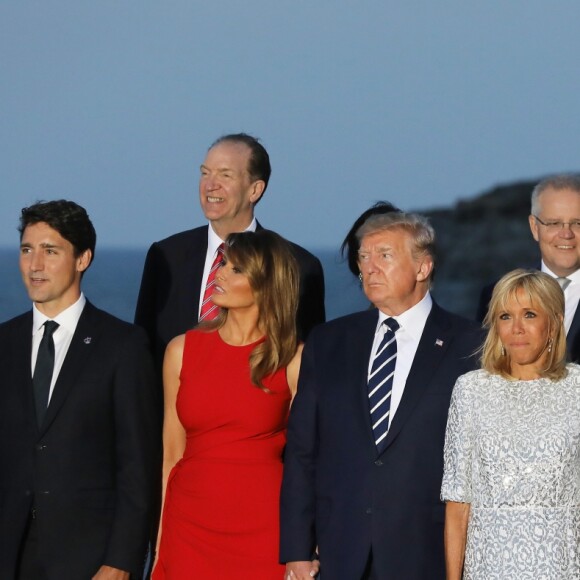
[280,303,482,580]
[134,223,326,374]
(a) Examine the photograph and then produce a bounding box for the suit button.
[366,507,373,514]
[35,444,47,451]
[374,459,383,466]
[24,490,32,497]
[41,490,50,495]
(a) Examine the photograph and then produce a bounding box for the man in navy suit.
[135,133,325,375]
[0,200,158,579]
[477,174,580,361]
[280,210,481,579]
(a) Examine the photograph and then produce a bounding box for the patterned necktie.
[33,320,59,426]
[557,277,571,292]
[368,317,399,453]
[199,244,225,321]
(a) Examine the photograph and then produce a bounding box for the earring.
[501,345,506,356]
[358,273,363,282]
[548,338,553,353]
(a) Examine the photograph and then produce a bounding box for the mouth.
[206,196,224,203]
[555,244,575,250]
[29,277,48,285]
[213,285,224,294]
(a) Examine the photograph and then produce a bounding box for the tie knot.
[43,320,60,337]
[384,317,399,334]
[557,277,571,291]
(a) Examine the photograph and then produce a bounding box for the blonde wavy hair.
[199,230,299,391]
[481,269,567,380]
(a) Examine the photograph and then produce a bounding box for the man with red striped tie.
[135,133,326,378]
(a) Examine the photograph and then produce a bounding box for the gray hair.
[355,212,436,279]
[531,174,580,216]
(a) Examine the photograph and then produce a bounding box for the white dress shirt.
[540,262,580,334]
[198,218,257,317]
[368,292,433,424]
[31,293,86,403]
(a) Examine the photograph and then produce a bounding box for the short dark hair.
[211,133,271,194]
[340,201,401,277]
[19,200,97,267]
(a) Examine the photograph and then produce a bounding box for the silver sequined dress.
[441,365,580,579]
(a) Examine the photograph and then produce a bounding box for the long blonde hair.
[199,230,299,390]
[481,269,567,380]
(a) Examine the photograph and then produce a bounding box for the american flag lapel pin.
[435,339,444,347]
[84,337,92,345]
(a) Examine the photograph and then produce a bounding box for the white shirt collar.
[540,261,580,283]
[376,291,433,341]
[207,218,257,256]
[32,293,87,336]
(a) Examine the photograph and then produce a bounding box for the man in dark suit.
[280,211,481,580]
[0,200,159,579]
[477,174,580,361]
[135,133,325,374]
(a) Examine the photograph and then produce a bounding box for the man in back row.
[135,133,326,374]
[477,174,580,361]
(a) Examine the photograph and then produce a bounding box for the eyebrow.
[200,164,237,174]
[358,245,392,253]
[20,242,62,249]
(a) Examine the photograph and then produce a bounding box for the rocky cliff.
[421,179,542,319]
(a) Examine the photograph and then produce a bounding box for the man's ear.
[529,214,540,242]
[249,180,266,204]
[416,256,434,282]
[76,249,92,273]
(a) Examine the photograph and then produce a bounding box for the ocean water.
[0,247,371,324]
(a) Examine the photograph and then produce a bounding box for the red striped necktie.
[199,244,225,321]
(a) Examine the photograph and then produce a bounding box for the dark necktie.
[368,317,399,453]
[33,320,59,426]
[199,244,225,321]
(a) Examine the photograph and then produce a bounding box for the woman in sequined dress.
[442,269,580,580]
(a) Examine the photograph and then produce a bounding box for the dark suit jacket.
[134,223,326,373]
[0,302,159,579]
[476,267,580,362]
[280,303,482,580]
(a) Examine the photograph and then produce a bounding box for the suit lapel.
[181,227,208,328]
[381,303,452,452]
[567,299,580,362]
[13,312,39,432]
[40,303,101,434]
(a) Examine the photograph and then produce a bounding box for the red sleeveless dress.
[153,330,290,579]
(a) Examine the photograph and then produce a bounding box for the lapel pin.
[83,337,92,345]
[435,339,444,347]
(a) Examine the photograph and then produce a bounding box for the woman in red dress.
[152,230,317,579]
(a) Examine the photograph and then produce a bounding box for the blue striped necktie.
[368,317,399,453]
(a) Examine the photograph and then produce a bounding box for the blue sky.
[2,1,579,250]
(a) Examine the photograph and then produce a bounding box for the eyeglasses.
[533,216,580,233]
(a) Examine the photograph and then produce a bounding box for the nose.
[511,317,524,334]
[29,251,44,272]
[201,174,219,192]
[558,224,575,238]
[361,255,379,275]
